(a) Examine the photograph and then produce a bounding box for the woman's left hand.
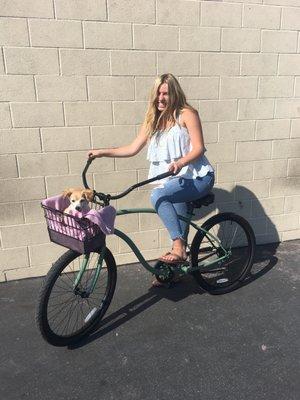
[168,160,184,175]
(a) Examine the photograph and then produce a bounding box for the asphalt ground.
[0,240,299,400]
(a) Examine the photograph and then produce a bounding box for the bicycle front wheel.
[36,248,117,346]
[191,213,255,294]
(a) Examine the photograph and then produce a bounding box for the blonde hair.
[143,73,196,138]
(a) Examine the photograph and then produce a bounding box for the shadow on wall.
[191,184,280,278]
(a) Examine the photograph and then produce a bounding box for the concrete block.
[282,229,300,241]
[0,0,54,18]
[261,30,297,53]
[180,27,220,51]
[235,179,270,200]
[256,119,290,140]
[0,103,11,128]
[114,214,139,233]
[282,7,300,30]
[220,77,257,99]
[17,153,68,177]
[0,75,35,102]
[55,0,107,20]
[284,195,300,213]
[199,100,237,122]
[0,155,18,179]
[238,99,274,120]
[116,190,151,209]
[119,230,158,252]
[272,139,300,159]
[0,17,29,46]
[259,76,294,98]
[4,47,59,75]
[94,170,137,193]
[139,213,164,231]
[84,22,132,49]
[206,143,235,163]
[1,223,48,248]
[219,120,255,142]
[254,159,288,179]
[217,162,253,183]
[0,177,45,202]
[29,19,83,48]
[180,77,219,100]
[278,54,300,75]
[41,127,90,151]
[0,203,24,226]
[288,159,300,177]
[201,1,242,27]
[0,128,41,154]
[88,76,134,101]
[111,51,156,75]
[275,99,300,118]
[252,197,285,217]
[68,150,114,174]
[270,177,300,196]
[135,77,158,101]
[23,200,44,223]
[157,0,199,26]
[60,49,110,75]
[158,52,199,76]
[64,102,112,126]
[222,28,260,52]
[113,101,147,125]
[268,214,299,232]
[91,125,136,148]
[134,24,178,51]
[5,265,52,280]
[0,247,29,271]
[202,122,218,143]
[291,120,300,138]
[35,76,87,101]
[107,0,155,23]
[28,243,65,266]
[243,4,281,28]
[11,102,64,128]
[237,141,272,161]
[241,53,278,75]
[201,53,240,76]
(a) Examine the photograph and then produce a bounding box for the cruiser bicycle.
[36,159,255,346]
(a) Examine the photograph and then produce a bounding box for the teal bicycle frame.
[74,207,230,294]
[74,159,231,293]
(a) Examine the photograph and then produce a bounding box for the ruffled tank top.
[147,112,214,185]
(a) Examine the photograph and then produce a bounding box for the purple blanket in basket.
[42,195,116,236]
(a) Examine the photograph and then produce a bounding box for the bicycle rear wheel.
[36,248,117,346]
[191,213,255,294]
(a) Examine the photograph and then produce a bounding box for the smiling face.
[157,83,169,112]
[63,188,93,212]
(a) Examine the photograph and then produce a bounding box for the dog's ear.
[62,188,74,198]
[82,189,94,202]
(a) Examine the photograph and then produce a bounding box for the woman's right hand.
[87,149,106,159]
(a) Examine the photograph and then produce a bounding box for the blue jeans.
[150,173,215,241]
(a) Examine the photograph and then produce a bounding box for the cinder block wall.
[0,0,299,281]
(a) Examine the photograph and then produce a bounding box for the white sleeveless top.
[147,113,214,185]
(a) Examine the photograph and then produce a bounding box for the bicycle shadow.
[68,274,205,349]
[191,185,280,286]
[69,185,280,349]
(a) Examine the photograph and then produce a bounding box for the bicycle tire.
[36,247,117,346]
[191,212,255,294]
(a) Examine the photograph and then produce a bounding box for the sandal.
[158,251,187,264]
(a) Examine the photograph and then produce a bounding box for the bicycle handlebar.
[82,157,176,204]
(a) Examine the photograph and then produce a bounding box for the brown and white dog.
[62,188,94,215]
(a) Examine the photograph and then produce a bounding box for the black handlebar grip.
[82,158,93,189]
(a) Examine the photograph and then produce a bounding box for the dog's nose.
[75,206,82,211]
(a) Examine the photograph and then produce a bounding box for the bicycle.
[36,159,256,346]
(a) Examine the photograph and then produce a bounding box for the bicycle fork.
[73,246,106,297]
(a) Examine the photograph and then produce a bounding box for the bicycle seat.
[191,193,214,209]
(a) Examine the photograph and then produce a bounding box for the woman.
[88,73,214,284]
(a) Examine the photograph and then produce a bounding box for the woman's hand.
[87,149,106,159]
[168,160,184,175]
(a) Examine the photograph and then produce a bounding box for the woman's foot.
[158,250,187,264]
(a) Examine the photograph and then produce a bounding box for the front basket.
[42,205,105,254]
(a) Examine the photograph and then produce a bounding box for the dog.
[62,187,94,216]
